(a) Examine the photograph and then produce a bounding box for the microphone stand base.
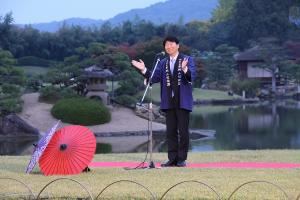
[146,161,161,169]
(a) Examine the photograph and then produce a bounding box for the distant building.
[234,46,277,85]
[84,65,113,105]
[234,42,300,86]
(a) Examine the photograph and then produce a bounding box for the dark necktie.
[170,58,176,97]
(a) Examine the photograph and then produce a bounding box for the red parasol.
[38,125,96,176]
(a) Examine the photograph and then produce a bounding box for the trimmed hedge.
[230,79,260,98]
[51,97,111,125]
[114,94,137,108]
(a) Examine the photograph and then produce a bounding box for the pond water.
[189,101,300,151]
[1,101,300,155]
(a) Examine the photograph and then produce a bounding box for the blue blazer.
[145,53,196,111]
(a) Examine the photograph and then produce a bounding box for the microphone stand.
[139,56,161,169]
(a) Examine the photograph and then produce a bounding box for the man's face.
[164,41,179,57]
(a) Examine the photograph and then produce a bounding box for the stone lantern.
[84,65,113,105]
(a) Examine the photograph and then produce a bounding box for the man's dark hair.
[163,36,179,46]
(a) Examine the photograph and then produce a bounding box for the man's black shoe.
[161,160,177,167]
[176,161,187,167]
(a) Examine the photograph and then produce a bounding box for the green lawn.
[17,66,50,76]
[1,150,299,199]
[193,88,241,101]
[144,85,241,103]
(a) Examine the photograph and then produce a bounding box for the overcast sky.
[0,0,167,24]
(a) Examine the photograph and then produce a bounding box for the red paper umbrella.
[39,125,96,176]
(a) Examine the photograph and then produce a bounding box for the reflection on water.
[190,101,300,151]
[95,134,166,154]
[2,101,300,155]
[0,137,37,155]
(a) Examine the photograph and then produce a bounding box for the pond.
[189,101,300,151]
[1,100,300,155]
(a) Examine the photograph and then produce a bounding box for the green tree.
[203,44,239,86]
[134,38,164,69]
[121,21,136,45]
[98,21,121,44]
[0,12,14,50]
[0,49,25,115]
[88,42,106,56]
[0,50,25,85]
[208,20,233,49]
[0,49,16,66]
[279,60,300,92]
[44,68,69,87]
[183,21,210,50]
[211,0,236,23]
[253,38,290,92]
[231,0,295,48]
[19,26,41,57]
[190,53,206,87]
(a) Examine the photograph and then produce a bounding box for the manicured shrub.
[51,97,111,125]
[230,79,260,98]
[114,94,137,108]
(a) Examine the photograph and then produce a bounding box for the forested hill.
[108,0,218,25]
[22,0,218,32]
[19,18,104,32]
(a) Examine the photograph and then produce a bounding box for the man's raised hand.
[131,59,146,72]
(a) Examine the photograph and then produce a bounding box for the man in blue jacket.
[132,36,196,167]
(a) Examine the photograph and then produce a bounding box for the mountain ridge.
[108,0,218,26]
[19,0,218,32]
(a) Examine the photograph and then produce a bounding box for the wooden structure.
[234,42,300,86]
[234,46,276,85]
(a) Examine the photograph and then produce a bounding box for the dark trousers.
[165,108,190,162]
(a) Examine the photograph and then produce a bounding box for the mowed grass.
[1,150,300,199]
[149,85,241,103]
[17,66,50,76]
[193,88,241,101]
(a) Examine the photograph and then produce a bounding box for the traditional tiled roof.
[234,46,263,61]
[234,41,300,61]
[84,65,113,78]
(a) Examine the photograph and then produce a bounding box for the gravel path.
[18,93,165,135]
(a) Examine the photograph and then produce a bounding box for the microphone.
[156,51,165,56]
[152,51,165,68]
